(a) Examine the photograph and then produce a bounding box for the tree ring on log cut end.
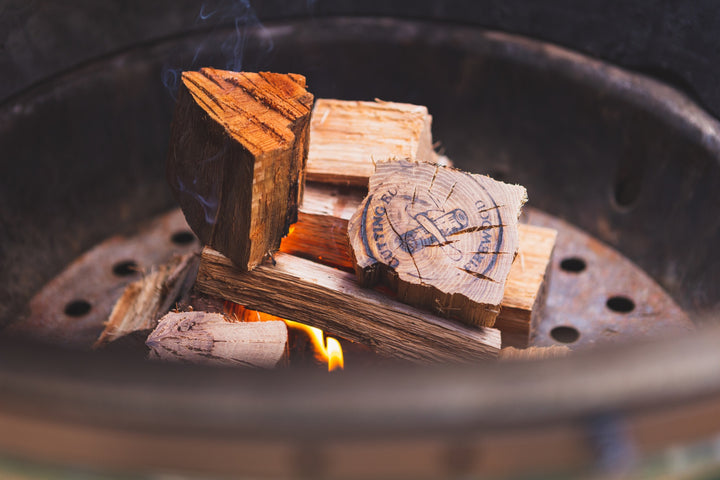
[348,160,527,327]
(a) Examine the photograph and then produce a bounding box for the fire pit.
[1,10,719,479]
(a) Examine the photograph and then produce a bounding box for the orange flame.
[326,337,344,371]
[224,301,344,371]
[284,319,344,372]
[278,220,354,270]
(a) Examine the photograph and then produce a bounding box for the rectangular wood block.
[306,99,435,186]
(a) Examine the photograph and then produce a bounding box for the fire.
[224,301,344,371]
[283,319,345,372]
[278,220,354,271]
[326,337,344,371]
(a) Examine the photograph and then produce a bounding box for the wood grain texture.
[498,345,570,362]
[348,160,527,328]
[278,183,364,270]
[300,182,365,220]
[306,99,434,186]
[494,225,557,348]
[146,311,287,368]
[280,211,354,271]
[197,248,501,363]
[281,183,554,346]
[166,68,313,271]
[93,253,198,348]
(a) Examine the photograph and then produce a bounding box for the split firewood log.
[166,68,314,271]
[146,311,287,368]
[197,247,502,363]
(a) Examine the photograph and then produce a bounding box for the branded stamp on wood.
[348,160,527,327]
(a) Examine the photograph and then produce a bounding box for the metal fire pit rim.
[3,16,720,158]
[475,28,720,155]
[2,324,720,439]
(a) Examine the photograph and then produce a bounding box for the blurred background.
[1,1,720,478]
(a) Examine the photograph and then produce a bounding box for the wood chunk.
[300,182,365,220]
[146,311,287,368]
[176,289,227,315]
[166,68,314,271]
[197,248,501,363]
[280,210,354,271]
[307,99,435,186]
[93,253,199,348]
[498,345,571,362]
[282,183,555,346]
[348,160,527,328]
[495,226,557,348]
[279,183,365,270]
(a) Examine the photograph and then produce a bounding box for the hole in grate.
[550,326,580,344]
[112,260,139,276]
[171,230,196,245]
[64,300,92,317]
[560,257,586,273]
[607,295,635,313]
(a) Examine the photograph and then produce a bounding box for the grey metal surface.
[526,209,693,349]
[6,209,200,347]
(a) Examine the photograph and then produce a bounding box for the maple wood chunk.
[146,311,287,368]
[166,68,314,271]
[306,99,435,186]
[348,160,527,327]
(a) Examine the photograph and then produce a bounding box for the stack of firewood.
[95,68,561,368]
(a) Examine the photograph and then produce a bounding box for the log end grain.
[348,160,527,327]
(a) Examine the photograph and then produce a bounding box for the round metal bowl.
[1,16,719,479]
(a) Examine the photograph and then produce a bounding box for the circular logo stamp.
[356,165,505,285]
